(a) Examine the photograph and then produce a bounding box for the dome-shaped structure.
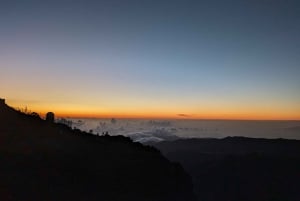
[46,112,55,123]
[0,98,5,105]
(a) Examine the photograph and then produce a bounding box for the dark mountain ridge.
[0,99,196,201]
[153,137,300,201]
[154,136,300,157]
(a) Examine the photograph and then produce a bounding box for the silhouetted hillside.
[153,137,300,201]
[0,100,196,201]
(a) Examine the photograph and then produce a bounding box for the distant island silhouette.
[0,99,196,201]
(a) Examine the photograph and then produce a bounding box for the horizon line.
[3,98,300,121]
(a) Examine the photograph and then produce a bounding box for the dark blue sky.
[1,0,300,119]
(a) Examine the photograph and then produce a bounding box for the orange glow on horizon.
[4,99,300,121]
[54,112,300,121]
[25,108,300,121]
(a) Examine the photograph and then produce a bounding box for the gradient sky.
[1,0,300,119]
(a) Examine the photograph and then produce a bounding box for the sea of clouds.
[58,118,300,143]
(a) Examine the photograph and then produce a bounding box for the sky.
[1,0,300,120]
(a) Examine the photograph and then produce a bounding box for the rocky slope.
[0,99,196,201]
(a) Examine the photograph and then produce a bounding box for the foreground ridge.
[0,99,196,201]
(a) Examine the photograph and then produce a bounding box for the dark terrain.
[153,137,300,201]
[0,99,196,201]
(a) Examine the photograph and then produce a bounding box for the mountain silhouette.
[0,99,196,201]
[153,137,300,201]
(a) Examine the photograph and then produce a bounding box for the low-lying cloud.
[129,128,180,143]
[177,114,191,118]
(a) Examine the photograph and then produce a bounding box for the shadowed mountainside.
[0,100,196,201]
[153,137,300,201]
